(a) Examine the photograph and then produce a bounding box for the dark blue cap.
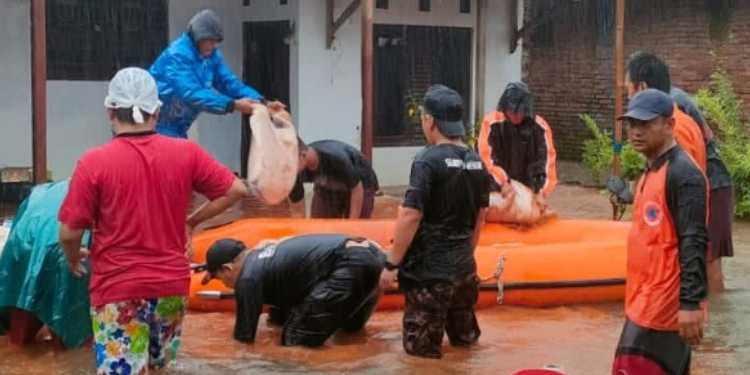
[423,84,466,137]
[619,88,674,121]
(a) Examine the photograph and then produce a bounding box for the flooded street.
[1,185,748,374]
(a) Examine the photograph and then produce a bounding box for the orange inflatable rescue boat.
[188,218,629,312]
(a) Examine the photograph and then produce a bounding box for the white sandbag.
[246,107,298,205]
[486,180,545,225]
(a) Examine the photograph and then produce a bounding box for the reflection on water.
[1,190,749,374]
[175,305,623,375]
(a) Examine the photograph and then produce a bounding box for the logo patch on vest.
[643,201,663,227]
[258,244,277,259]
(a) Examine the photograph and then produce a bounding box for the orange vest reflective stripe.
[535,116,558,197]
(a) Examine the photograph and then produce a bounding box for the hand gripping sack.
[246,108,299,205]
[486,180,545,225]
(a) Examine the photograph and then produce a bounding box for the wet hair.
[497,81,534,118]
[112,108,153,125]
[627,52,671,93]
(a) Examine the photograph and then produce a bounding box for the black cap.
[619,89,674,122]
[205,238,246,276]
[423,84,466,137]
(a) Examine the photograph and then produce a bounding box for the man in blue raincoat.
[150,9,266,138]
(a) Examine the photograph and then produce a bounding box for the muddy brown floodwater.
[1,185,748,374]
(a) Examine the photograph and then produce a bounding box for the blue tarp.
[0,181,91,348]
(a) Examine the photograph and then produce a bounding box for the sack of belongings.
[486,180,549,225]
[246,105,299,205]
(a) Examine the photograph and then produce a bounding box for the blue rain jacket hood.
[188,9,224,43]
[149,10,263,138]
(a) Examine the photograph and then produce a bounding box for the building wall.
[373,0,523,185]
[167,0,299,174]
[524,0,750,161]
[0,0,267,179]
[0,3,114,181]
[0,0,32,171]
[176,0,522,186]
[483,0,524,113]
[295,0,361,147]
[46,81,112,178]
[1,0,522,186]
[2,0,249,179]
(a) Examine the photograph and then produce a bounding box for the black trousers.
[281,247,383,347]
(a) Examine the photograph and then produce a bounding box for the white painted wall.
[42,0,265,179]
[46,82,112,178]
[293,0,488,186]
[27,0,299,177]
[482,0,523,114]
[373,146,423,186]
[0,2,113,180]
[295,0,362,147]
[168,0,522,186]
[1,0,521,185]
[168,0,365,177]
[0,0,32,171]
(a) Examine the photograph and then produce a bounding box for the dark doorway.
[374,25,472,147]
[240,21,291,178]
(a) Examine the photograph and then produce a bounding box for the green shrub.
[580,114,644,185]
[695,71,750,218]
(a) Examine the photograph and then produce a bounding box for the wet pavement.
[0,184,747,374]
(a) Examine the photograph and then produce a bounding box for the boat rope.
[479,255,506,304]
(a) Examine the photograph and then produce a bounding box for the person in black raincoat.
[200,234,385,347]
[477,82,557,205]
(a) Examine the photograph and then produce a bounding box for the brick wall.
[523,0,750,160]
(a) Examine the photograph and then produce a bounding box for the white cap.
[104,67,162,124]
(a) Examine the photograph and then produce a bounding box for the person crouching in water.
[201,234,385,346]
[289,139,379,219]
[380,85,490,358]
